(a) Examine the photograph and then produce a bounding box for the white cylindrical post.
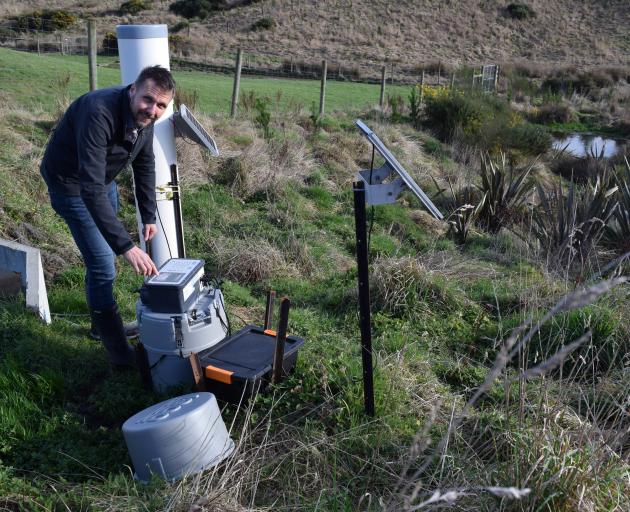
[116,24,179,268]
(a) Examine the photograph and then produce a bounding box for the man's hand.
[143,224,157,241]
[123,246,158,276]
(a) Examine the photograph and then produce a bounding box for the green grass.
[0,48,408,115]
[1,48,629,510]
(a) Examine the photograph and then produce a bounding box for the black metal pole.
[353,181,375,416]
[170,164,186,258]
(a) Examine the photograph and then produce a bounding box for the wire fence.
[0,17,498,91]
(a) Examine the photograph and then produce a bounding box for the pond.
[552,133,627,158]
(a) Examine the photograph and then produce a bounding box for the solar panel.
[172,105,220,156]
[355,119,443,220]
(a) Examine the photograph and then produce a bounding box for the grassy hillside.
[1,0,630,79]
[0,49,629,511]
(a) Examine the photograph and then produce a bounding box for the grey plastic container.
[137,288,227,356]
[122,392,234,482]
[137,287,228,392]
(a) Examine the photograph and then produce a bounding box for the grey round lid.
[123,392,213,433]
[116,25,168,39]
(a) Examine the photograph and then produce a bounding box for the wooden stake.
[189,352,206,391]
[88,19,97,91]
[230,48,243,118]
[379,65,386,108]
[271,298,290,384]
[319,59,327,117]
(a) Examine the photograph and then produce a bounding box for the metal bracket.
[357,164,404,206]
[155,183,179,201]
[173,316,184,350]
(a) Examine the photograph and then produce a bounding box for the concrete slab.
[0,239,51,324]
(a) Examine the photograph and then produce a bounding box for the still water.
[552,133,626,158]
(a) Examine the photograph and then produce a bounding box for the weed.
[388,94,405,123]
[254,97,272,139]
[174,87,199,111]
[408,86,421,128]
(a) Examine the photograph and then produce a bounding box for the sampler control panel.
[141,258,205,313]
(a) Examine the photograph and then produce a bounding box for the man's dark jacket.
[41,85,156,255]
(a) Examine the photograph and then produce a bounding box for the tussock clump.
[175,139,211,186]
[283,234,318,278]
[528,102,577,124]
[409,209,448,238]
[208,236,298,284]
[312,130,367,186]
[373,123,436,184]
[214,135,314,198]
[371,256,462,317]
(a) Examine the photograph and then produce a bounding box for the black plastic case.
[198,325,305,403]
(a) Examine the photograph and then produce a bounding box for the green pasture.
[0,47,408,115]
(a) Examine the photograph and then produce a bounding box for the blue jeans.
[48,183,119,310]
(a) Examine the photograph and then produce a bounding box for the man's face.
[129,78,173,128]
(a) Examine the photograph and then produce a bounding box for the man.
[41,66,176,368]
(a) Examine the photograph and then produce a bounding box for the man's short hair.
[135,66,176,94]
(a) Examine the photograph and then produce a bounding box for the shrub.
[171,20,190,33]
[476,153,535,234]
[254,97,272,139]
[120,0,151,15]
[12,10,77,32]
[506,3,536,20]
[408,86,421,128]
[101,32,118,56]
[528,103,577,125]
[250,17,276,31]
[423,136,446,157]
[169,0,225,19]
[168,34,185,52]
[387,94,404,122]
[423,90,484,141]
[498,122,552,155]
[532,172,618,270]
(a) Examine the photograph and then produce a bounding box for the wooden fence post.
[379,65,386,108]
[420,70,425,105]
[319,59,327,117]
[230,48,243,118]
[88,19,97,91]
